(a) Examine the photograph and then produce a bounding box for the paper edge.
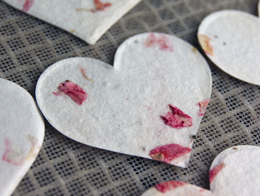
[197,9,260,86]
[2,0,141,45]
[0,78,45,196]
[35,32,213,168]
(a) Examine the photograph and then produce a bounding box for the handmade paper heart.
[36,33,212,168]
[141,145,260,196]
[3,0,141,45]
[198,10,260,85]
[0,79,45,196]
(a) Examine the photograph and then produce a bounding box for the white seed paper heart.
[36,33,212,168]
[0,79,45,196]
[198,10,260,86]
[3,0,141,45]
[141,145,260,196]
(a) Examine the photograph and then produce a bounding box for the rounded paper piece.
[3,0,141,45]
[36,33,212,168]
[198,10,260,85]
[142,146,260,196]
[0,79,45,196]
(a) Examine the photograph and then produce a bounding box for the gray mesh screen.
[0,0,259,195]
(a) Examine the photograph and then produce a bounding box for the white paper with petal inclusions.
[2,0,141,45]
[198,10,260,86]
[141,146,260,196]
[36,33,212,168]
[0,79,45,196]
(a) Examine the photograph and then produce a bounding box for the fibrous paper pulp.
[36,33,212,168]
[0,79,45,196]
[198,10,260,86]
[3,0,141,45]
[141,146,260,196]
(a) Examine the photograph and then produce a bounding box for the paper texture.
[142,182,211,196]
[36,33,212,168]
[198,10,260,86]
[3,0,141,45]
[141,146,260,196]
[0,79,45,196]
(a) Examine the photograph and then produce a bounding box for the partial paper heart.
[0,79,45,196]
[3,0,141,44]
[36,33,212,168]
[198,10,260,85]
[141,145,260,196]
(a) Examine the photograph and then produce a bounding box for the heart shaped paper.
[141,145,260,196]
[3,0,141,45]
[0,79,45,196]
[36,33,212,168]
[198,10,260,86]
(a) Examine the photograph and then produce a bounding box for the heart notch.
[36,33,212,168]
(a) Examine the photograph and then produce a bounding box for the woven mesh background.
[0,0,259,195]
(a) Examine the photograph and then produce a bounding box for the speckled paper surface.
[36,33,212,168]
[198,10,260,86]
[142,146,260,196]
[0,79,45,196]
[2,0,141,44]
[1,1,260,195]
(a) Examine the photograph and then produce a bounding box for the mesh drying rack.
[0,0,260,195]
